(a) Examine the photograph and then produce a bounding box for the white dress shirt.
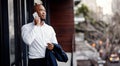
[21,22,58,59]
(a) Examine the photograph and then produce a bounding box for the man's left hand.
[47,43,54,50]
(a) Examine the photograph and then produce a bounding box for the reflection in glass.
[8,0,15,66]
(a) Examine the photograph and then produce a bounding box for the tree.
[75,4,89,22]
[108,0,120,45]
[75,3,108,43]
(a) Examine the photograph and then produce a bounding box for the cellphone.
[33,12,39,18]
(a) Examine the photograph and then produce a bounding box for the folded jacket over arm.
[45,43,68,66]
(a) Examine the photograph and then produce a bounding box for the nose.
[42,11,46,15]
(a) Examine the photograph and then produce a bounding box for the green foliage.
[75,4,89,17]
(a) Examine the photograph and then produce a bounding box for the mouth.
[40,15,46,21]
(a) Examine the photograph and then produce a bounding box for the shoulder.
[45,23,54,29]
[22,22,34,29]
[22,22,33,28]
[44,23,56,33]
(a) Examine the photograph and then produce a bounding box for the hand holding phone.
[33,12,41,25]
[33,12,39,18]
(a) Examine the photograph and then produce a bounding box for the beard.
[41,18,46,22]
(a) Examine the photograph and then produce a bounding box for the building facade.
[0,0,75,66]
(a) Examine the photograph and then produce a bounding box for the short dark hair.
[32,3,43,14]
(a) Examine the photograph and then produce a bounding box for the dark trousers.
[28,58,47,66]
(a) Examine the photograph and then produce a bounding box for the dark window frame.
[0,0,10,66]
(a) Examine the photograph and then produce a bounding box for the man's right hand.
[34,17,41,26]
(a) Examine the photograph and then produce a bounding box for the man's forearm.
[22,26,38,45]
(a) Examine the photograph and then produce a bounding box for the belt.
[29,58,46,60]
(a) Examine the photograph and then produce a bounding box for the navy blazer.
[45,43,68,66]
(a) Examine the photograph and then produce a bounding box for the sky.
[96,0,112,15]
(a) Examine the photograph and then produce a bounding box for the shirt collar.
[32,21,46,26]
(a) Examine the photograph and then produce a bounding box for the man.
[21,3,58,66]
